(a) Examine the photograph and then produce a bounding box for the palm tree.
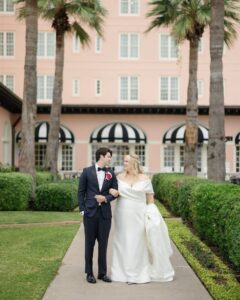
[208,0,240,181]
[146,0,211,176]
[146,0,240,177]
[17,0,38,181]
[38,0,107,176]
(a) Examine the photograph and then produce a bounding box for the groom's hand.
[95,195,107,203]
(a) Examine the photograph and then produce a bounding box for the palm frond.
[145,0,178,32]
[223,0,240,47]
[172,16,192,42]
[71,21,91,47]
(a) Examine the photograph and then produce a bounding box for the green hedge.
[36,172,56,186]
[152,173,205,215]
[0,173,33,210]
[152,173,240,271]
[191,182,240,270]
[35,181,78,211]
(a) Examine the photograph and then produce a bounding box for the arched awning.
[90,122,147,144]
[16,121,74,144]
[235,132,240,144]
[163,123,209,144]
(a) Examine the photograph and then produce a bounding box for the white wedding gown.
[111,179,174,283]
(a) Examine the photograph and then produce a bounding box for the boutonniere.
[105,171,112,181]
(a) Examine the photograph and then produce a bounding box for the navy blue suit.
[78,165,118,275]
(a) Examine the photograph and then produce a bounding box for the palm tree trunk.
[45,31,64,177]
[19,0,38,182]
[184,39,199,176]
[208,0,225,181]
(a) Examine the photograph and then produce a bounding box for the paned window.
[160,33,178,59]
[120,0,139,15]
[160,77,179,101]
[120,76,139,101]
[0,74,14,91]
[37,32,55,57]
[0,0,14,12]
[37,75,54,100]
[0,32,14,56]
[120,33,139,58]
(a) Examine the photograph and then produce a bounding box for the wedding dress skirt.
[111,179,174,283]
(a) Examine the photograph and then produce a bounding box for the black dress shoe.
[97,274,112,283]
[86,274,96,284]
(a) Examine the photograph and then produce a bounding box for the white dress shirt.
[96,164,105,191]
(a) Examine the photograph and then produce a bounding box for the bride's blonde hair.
[125,154,144,176]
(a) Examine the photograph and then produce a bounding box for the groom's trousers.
[83,207,111,275]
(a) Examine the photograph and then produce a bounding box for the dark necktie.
[98,167,106,172]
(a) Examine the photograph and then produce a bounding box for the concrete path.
[42,219,212,300]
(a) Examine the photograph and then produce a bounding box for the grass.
[0,224,79,300]
[155,199,172,218]
[166,219,240,300]
[0,211,81,224]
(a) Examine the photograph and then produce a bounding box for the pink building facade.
[1,0,240,176]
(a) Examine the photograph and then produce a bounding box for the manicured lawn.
[0,211,81,224]
[0,224,79,300]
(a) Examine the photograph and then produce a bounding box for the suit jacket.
[78,165,118,219]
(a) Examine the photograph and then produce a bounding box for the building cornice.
[0,83,22,113]
[37,104,240,115]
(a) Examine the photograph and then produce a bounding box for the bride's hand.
[109,188,119,197]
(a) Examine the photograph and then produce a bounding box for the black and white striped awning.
[163,123,209,144]
[90,122,147,144]
[16,121,74,144]
[235,132,240,144]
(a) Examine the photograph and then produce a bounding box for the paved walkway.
[42,217,212,300]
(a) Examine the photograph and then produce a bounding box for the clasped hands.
[95,188,119,204]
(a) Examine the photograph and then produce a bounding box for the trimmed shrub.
[0,173,33,210]
[153,174,240,271]
[152,173,183,214]
[191,183,240,270]
[152,173,204,215]
[36,172,57,186]
[225,201,240,271]
[177,178,204,222]
[35,181,78,211]
[0,163,15,172]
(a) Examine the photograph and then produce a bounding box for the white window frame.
[95,35,102,53]
[95,79,101,96]
[91,143,146,170]
[35,143,47,169]
[73,33,80,53]
[37,32,55,58]
[119,0,140,16]
[161,144,207,174]
[2,120,12,165]
[197,80,204,98]
[0,31,15,58]
[159,33,178,60]
[119,75,139,102]
[0,74,14,91]
[37,75,54,102]
[198,38,203,54]
[119,32,139,59]
[159,76,179,103]
[60,144,74,171]
[72,79,80,96]
[0,0,15,14]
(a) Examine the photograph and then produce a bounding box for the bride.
[110,154,174,284]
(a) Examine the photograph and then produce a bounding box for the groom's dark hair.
[96,147,112,162]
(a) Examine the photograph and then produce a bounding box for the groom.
[78,147,118,284]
